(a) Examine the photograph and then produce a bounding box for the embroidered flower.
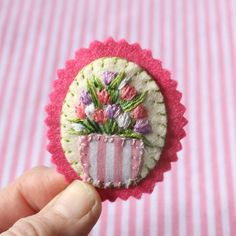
[106,104,122,119]
[131,105,148,119]
[80,90,92,105]
[93,109,107,123]
[71,123,85,131]
[134,119,152,134]
[97,89,110,105]
[118,76,131,90]
[85,103,95,117]
[75,103,86,119]
[117,112,131,129]
[103,71,117,85]
[120,85,137,100]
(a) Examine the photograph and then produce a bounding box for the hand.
[0,166,101,236]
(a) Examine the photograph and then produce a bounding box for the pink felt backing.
[45,38,187,201]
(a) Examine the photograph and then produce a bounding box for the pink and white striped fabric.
[0,0,236,235]
[79,134,143,187]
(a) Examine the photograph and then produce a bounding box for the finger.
[0,166,68,231]
[2,181,102,236]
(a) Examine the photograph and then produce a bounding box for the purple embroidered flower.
[80,90,92,105]
[134,119,152,134]
[103,71,117,85]
[106,104,121,118]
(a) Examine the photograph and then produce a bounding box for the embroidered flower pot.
[79,134,144,188]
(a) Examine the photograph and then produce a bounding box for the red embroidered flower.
[97,89,110,105]
[120,85,137,100]
[93,109,107,123]
[131,104,148,119]
[75,103,86,119]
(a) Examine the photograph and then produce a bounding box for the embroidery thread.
[69,71,153,147]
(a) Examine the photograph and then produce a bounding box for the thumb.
[1,180,101,236]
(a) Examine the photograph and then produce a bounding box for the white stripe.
[122,139,132,182]
[105,140,115,182]
[136,198,144,236]
[120,201,130,236]
[89,138,98,181]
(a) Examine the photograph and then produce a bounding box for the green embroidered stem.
[108,72,125,90]
[108,89,119,104]
[120,91,147,112]
[68,129,91,135]
[92,76,104,91]
[86,118,102,133]
[119,130,155,147]
[87,79,102,108]
[68,118,82,123]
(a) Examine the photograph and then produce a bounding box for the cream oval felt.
[60,57,167,187]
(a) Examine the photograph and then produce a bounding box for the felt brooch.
[46,38,187,201]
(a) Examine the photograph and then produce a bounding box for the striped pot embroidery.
[79,134,144,188]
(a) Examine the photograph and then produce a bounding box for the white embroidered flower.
[85,103,95,117]
[118,76,131,90]
[71,123,84,131]
[116,112,131,129]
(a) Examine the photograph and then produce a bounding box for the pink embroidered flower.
[97,89,110,105]
[93,109,107,123]
[131,105,148,119]
[120,85,137,100]
[75,103,86,119]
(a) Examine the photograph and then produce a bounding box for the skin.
[0,166,102,236]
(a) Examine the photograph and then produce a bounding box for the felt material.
[45,38,187,201]
[60,57,167,180]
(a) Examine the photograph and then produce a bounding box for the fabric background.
[0,0,235,235]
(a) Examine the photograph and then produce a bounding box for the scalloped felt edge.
[45,38,187,201]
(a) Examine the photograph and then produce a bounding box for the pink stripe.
[113,199,123,236]
[182,0,193,235]
[204,1,223,235]
[143,194,150,236]
[101,0,110,39]
[98,202,108,236]
[226,0,236,119]
[113,138,123,184]
[80,136,90,180]
[214,0,235,233]
[128,198,137,235]
[65,0,79,58]
[226,0,236,233]
[97,136,106,182]
[80,0,90,46]
[114,0,121,39]
[91,0,100,38]
[125,0,132,41]
[137,0,143,42]
[130,140,141,180]
[0,0,14,61]
[192,1,208,235]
